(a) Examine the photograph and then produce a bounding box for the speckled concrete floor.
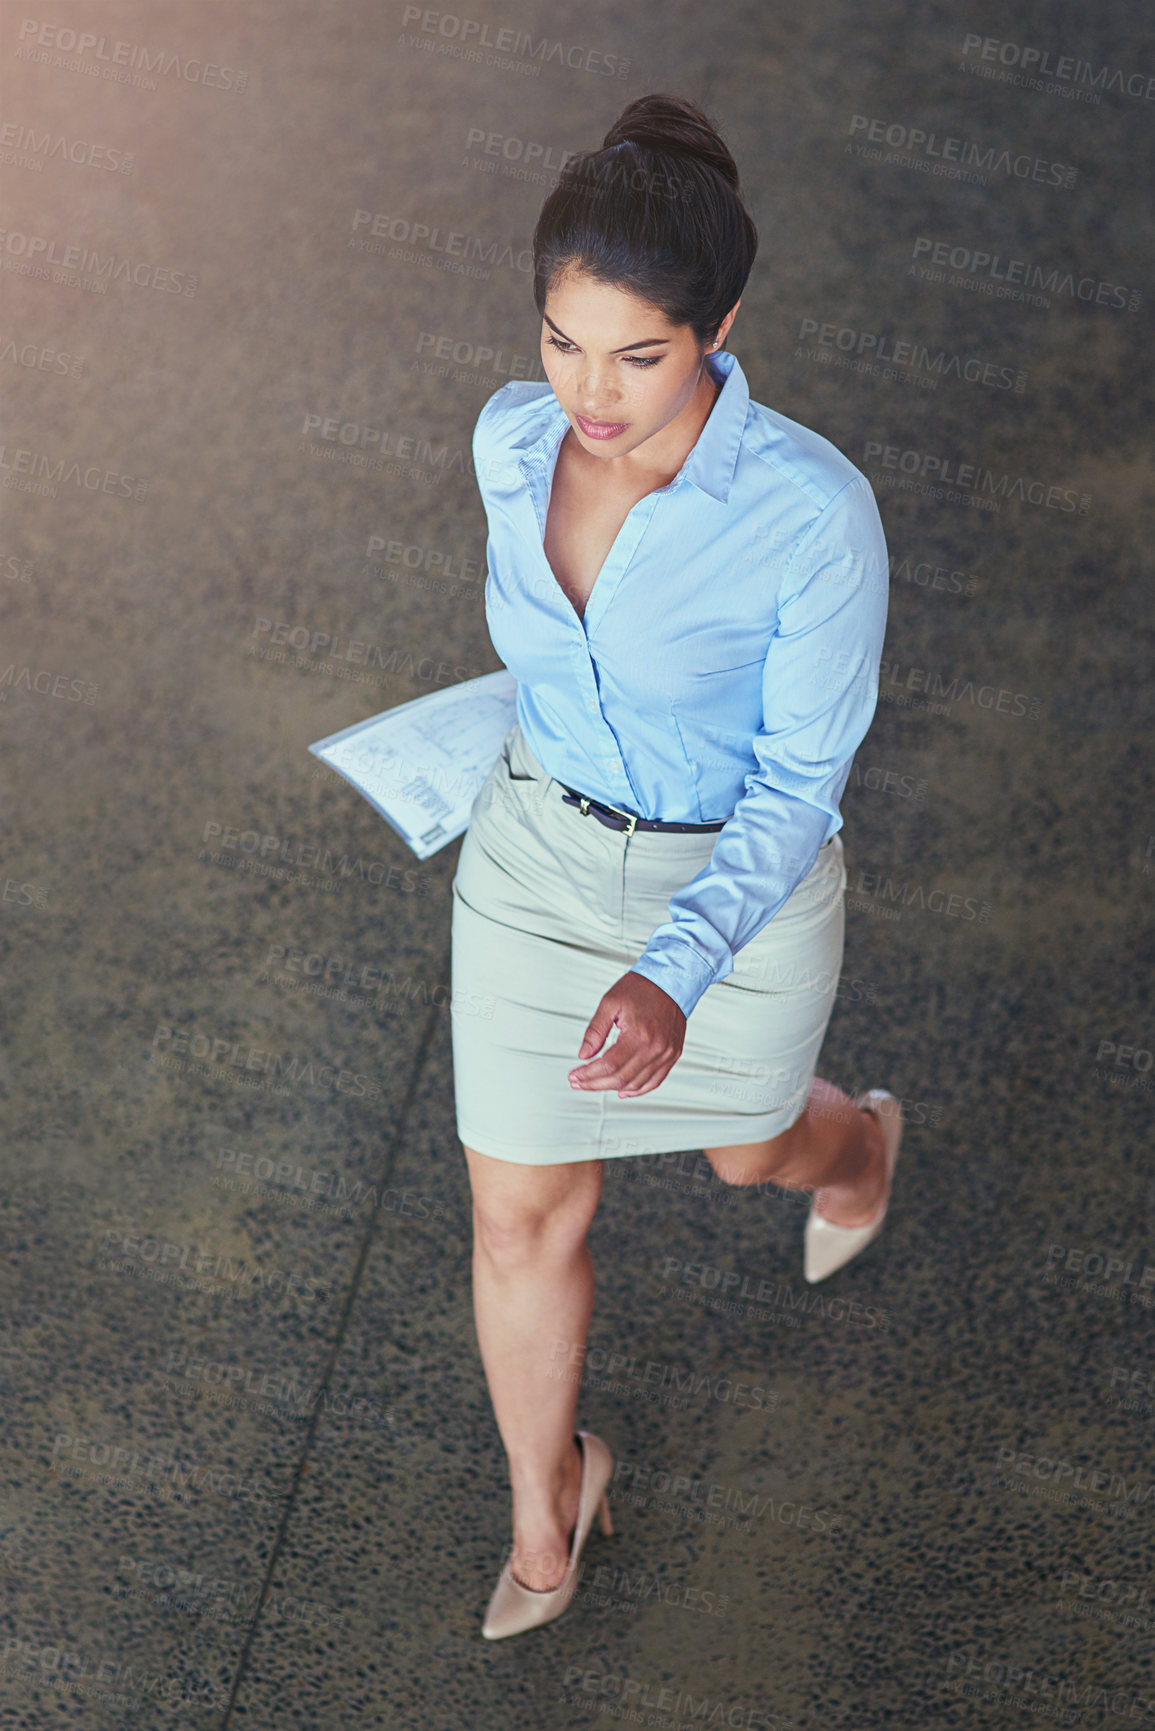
[1,1,1153,1726]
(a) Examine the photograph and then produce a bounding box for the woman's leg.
[463,1143,604,1591]
[703,1077,888,1223]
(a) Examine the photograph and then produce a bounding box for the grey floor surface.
[1,1,1154,1726]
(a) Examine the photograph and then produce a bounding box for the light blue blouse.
[471,349,889,1021]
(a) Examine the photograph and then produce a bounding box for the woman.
[449,93,903,1640]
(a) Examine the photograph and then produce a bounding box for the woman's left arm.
[571,475,889,1097]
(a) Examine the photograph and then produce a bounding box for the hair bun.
[602,93,740,189]
[533,89,758,352]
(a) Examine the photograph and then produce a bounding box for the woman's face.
[540,268,730,463]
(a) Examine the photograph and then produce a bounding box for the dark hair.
[531,93,758,350]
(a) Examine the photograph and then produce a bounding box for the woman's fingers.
[574,1036,677,1093]
[572,1040,648,1090]
[617,1062,669,1097]
[569,972,685,1092]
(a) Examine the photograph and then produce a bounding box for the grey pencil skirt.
[449,721,847,1165]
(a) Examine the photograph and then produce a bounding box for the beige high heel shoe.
[481,1430,615,1640]
[804,1089,903,1283]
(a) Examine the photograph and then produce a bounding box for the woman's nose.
[574,365,622,407]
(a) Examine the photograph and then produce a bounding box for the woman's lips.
[575,413,629,440]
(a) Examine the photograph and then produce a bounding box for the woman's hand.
[569,973,686,1098]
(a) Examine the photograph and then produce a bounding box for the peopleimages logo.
[0,225,197,294]
[862,441,1090,513]
[940,1650,1155,1721]
[349,208,532,278]
[15,18,248,91]
[50,1429,277,1501]
[398,7,631,78]
[0,443,147,500]
[0,120,134,173]
[463,126,575,174]
[910,238,1140,313]
[561,1668,793,1730]
[96,1229,330,1302]
[0,338,84,377]
[848,869,991,924]
[2,1631,228,1712]
[150,1022,380,1099]
[879,659,1041,720]
[994,1443,1155,1509]
[846,114,1077,189]
[961,34,1155,103]
[798,318,1025,391]
[548,1336,774,1411]
[1045,1244,1155,1289]
[1059,1570,1155,1614]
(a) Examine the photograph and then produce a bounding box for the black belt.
[559,784,727,836]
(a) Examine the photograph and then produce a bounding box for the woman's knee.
[703,1123,800,1187]
[464,1146,602,1266]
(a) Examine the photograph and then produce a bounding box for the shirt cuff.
[628,936,726,1022]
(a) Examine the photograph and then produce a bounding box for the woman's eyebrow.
[543,313,671,353]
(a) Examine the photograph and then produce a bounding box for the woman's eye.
[546,335,660,369]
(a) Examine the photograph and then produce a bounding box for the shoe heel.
[597,1493,614,1537]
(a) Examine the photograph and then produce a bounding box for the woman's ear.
[716,297,741,348]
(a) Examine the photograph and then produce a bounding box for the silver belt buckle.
[573,790,638,836]
[601,798,639,836]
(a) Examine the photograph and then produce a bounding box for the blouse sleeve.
[471,383,511,491]
[627,474,889,1020]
